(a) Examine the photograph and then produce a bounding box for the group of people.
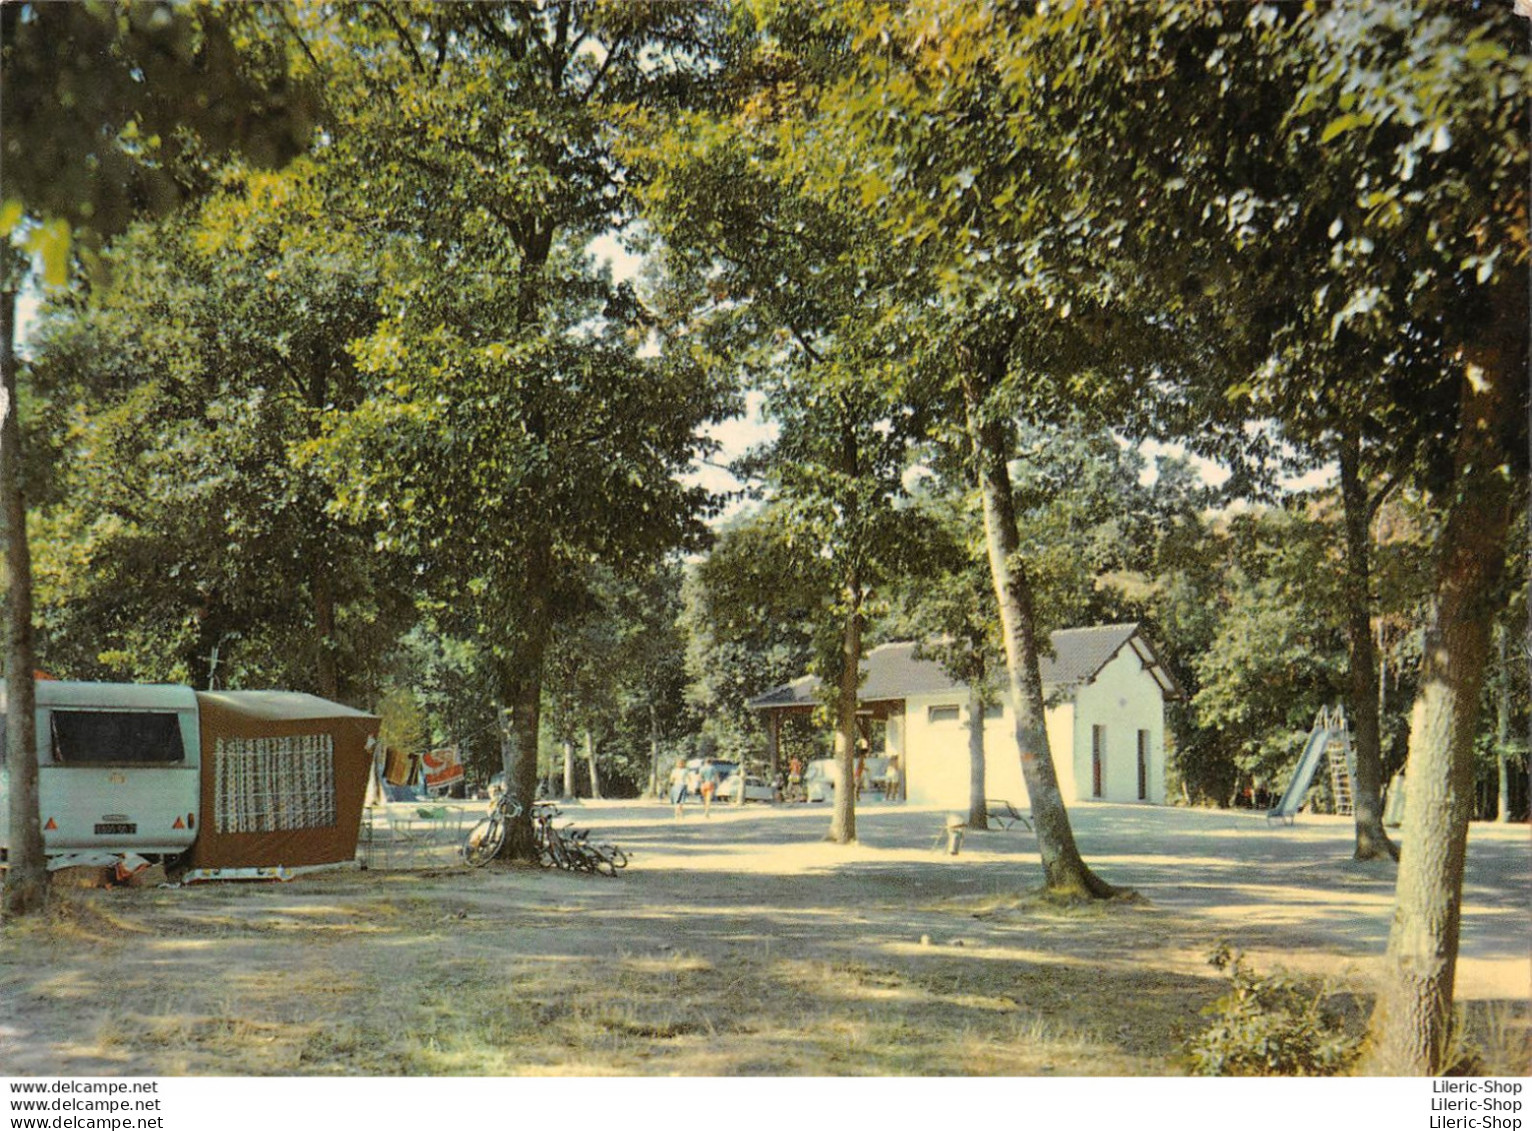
[668,759,721,817]
[668,752,902,817]
[782,752,901,803]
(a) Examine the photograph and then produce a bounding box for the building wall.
[1069,648,1167,804]
[901,692,970,807]
[899,648,1166,808]
[901,691,1078,809]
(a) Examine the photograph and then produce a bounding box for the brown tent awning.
[187,691,379,871]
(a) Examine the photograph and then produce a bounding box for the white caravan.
[0,680,201,857]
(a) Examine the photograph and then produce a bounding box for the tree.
[544,561,692,799]
[1052,0,1527,1066]
[1187,508,1350,804]
[630,44,934,843]
[798,1,1204,895]
[1,1,317,917]
[680,511,828,771]
[0,245,43,915]
[27,164,402,697]
[1173,4,1527,1070]
[298,3,731,855]
[887,482,1000,830]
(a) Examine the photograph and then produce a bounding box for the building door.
[1137,729,1149,801]
[1092,725,1105,798]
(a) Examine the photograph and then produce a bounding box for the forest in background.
[10,3,1525,820]
[4,0,1528,1070]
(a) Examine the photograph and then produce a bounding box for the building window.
[1092,724,1105,798]
[213,734,336,834]
[982,703,1003,720]
[1137,729,1150,801]
[928,705,960,723]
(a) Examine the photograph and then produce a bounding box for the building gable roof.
[748,623,1182,711]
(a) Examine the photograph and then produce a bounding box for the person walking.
[669,760,689,818]
[699,761,719,816]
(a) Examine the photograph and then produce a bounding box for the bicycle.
[564,825,629,875]
[530,802,627,876]
[463,794,523,867]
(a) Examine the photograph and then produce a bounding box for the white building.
[750,623,1182,809]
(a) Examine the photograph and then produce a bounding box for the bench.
[986,799,1033,831]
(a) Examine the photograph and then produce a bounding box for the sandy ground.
[0,800,1526,1076]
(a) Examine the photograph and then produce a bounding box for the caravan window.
[51,711,185,765]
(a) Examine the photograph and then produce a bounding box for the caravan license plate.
[95,822,136,835]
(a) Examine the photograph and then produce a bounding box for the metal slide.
[1267,707,1343,822]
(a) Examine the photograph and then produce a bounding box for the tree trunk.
[496,699,516,787]
[967,677,988,829]
[2,280,47,917]
[313,562,339,701]
[735,730,748,806]
[649,703,661,800]
[827,570,861,844]
[498,538,553,859]
[964,371,1116,898]
[501,673,543,859]
[562,739,575,799]
[1495,626,1511,824]
[828,412,863,844]
[584,729,602,800]
[1337,432,1396,861]
[1365,341,1521,1074]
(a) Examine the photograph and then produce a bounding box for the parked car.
[717,770,776,803]
[803,758,838,802]
[804,756,891,801]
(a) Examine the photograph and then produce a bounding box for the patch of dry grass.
[0,883,1196,1076]
[1,891,150,945]
[12,808,1517,1080]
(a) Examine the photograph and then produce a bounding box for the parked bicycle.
[463,796,627,876]
[462,793,522,867]
[531,801,628,876]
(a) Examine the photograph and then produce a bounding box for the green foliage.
[295,3,733,729]
[1,2,319,276]
[25,164,403,696]
[382,622,500,784]
[1185,944,1362,1077]
[1188,508,1348,785]
[543,561,694,796]
[375,687,429,766]
[883,478,998,691]
[631,36,942,822]
[681,509,828,763]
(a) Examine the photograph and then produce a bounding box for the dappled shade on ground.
[1,803,1526,1075]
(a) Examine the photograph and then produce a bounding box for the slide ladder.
[1268,706,1354,823]
[1327,735,1354,816]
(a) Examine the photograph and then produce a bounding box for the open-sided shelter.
[750,623,1182,809]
